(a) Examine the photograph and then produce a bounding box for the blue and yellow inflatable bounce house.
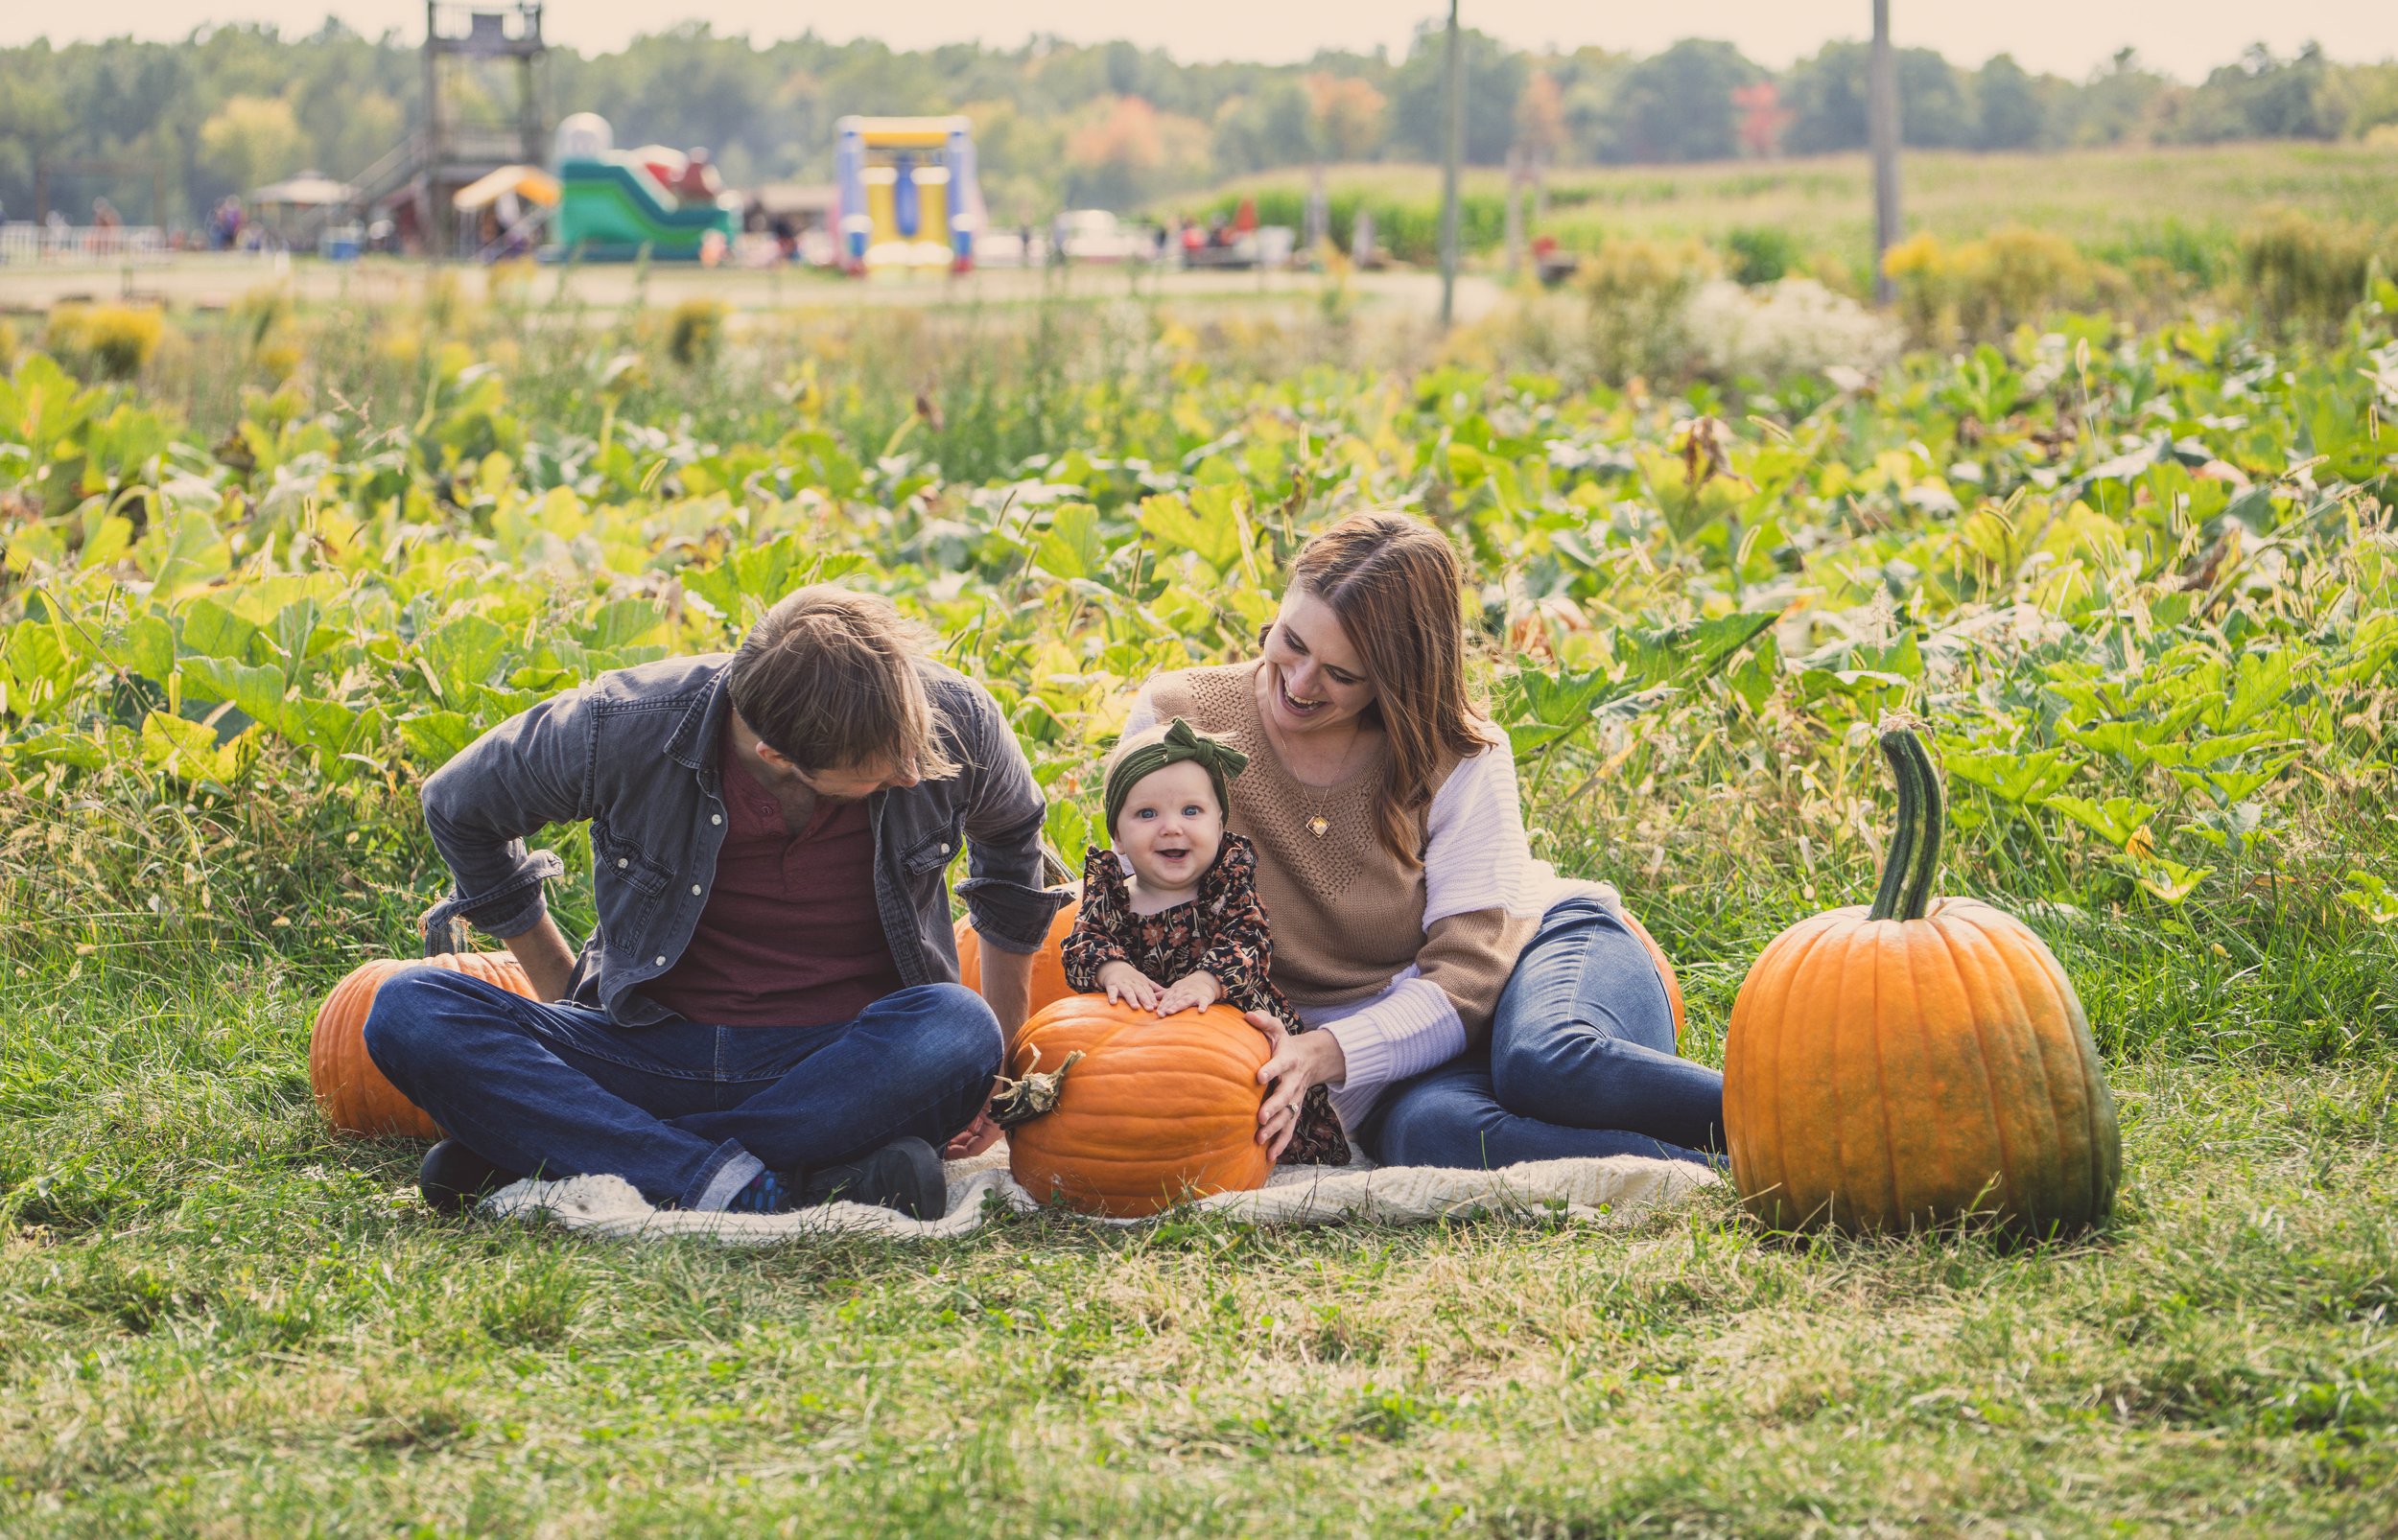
[552,112,741,262]
[835,116,983,274]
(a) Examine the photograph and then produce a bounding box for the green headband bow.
[1104,718,1249,836]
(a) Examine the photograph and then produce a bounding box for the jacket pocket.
[903,820,965,876]
[592,820,673,899]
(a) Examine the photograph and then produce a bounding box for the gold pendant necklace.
[1271,719,1364,840]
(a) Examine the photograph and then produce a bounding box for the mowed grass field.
[3,251,2397,1531]
[4,913,2393,1532]
[1202,141,2398,279]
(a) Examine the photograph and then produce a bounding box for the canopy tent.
[248,174,359,208]
[453,164,560,213]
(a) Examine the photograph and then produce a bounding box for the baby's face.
[1115,759,1224,894]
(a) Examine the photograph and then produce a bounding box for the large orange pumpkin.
[1003,995,1274,1217]
[311,950,535,1139]
[955,895,1081,1018]
[1724,729,2120,1236]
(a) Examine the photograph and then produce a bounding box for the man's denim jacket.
[418,653,1068,1026]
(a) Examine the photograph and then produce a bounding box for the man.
[364,587,1062,1219]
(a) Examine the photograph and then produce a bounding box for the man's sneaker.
[418,1139,523,1215]
[799,1137,947,1220]
[724,1169,794,1214]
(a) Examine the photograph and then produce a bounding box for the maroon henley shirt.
[641,722,903,1028]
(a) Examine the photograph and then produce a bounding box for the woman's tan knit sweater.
[1143,662,1533,1044]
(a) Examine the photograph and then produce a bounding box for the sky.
[6,0,2394,80]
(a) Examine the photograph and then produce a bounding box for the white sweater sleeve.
[1316,978,1468,1132]
[1121,687,1160,738]
[1420,727,1562,926]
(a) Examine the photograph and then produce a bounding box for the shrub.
[1684,277,1902,380]
[1723,225,1798,286]
[2238,207,2382,338]
[1578,236,1714,384]
[1962,227,2091,336]
[667,297,726,367]
[1883,227,2103,344]
[46,304,165,382]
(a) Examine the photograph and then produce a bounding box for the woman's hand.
[1098,961,1163,1012]
[1247,1010,1346,1161]
[1155,969,1222,1017]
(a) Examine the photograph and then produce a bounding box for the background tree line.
[2,18,2395,228]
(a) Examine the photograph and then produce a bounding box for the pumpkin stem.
[990,1050,1084,1129]
[1867,728,1944,923]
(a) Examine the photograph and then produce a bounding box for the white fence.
[0,223,171,266]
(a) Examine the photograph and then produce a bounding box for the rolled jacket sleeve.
[950,680,1071,954]
[418,687,596,940]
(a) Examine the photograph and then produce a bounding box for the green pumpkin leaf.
[177,597,259,664]
[2047,794,2159,849]
[2339,871,2398,926]
[1137,489,1243,573]
[1032,502,1105,583]
[423,616,511,695]
[1946,747,2074,805]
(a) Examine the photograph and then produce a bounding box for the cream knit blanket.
[481,1146,1720,1243]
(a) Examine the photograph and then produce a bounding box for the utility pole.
[1438,0,1464,327]
[1869,0,1902,305]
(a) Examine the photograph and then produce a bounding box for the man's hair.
[726,586,960,780]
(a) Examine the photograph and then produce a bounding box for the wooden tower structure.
[373,3,548,255]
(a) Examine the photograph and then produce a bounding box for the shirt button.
[616,857,628,869]
[691,884,702,896]
[654,955,667,966]
[711,814,722,826]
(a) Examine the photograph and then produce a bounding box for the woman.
[1122,511,1722,1168]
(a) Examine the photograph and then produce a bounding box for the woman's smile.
[1275,669,1332,722]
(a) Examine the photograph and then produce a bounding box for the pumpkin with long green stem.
[1724,728,2121,1236]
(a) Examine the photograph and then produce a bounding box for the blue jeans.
[1362,898,1724,1170]
[362,970,1001,1210]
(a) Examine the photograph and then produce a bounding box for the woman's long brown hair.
[1285,511,1486,868]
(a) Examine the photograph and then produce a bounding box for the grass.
[1,907,2392,1533]
[1197,141,2398,284]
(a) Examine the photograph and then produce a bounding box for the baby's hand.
[1098,961,1164,1012]
[1156,970,1222,1017]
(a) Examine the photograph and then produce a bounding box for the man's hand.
[500,915,578,1003]
[943,1099,1003,1159]
[1156,969,1222,1017]
[1098,961,1163,1012]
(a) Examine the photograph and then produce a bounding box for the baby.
[1060,718,1349,1166]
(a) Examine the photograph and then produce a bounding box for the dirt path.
[0,252,1506,321]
